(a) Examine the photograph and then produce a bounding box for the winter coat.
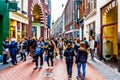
[9,41,17,55]
[64,47,75,63]
[76,49,88,63]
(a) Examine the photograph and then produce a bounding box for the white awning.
[65,29,79,34]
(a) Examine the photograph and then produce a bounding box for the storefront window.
[101,0,118,61]
[89,21,95,37]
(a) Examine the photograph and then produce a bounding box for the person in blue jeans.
[76,42,88,80]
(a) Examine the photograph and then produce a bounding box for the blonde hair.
[80,42,87,52]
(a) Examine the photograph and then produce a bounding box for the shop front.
[101,0,118,61]
[10,12,28,42]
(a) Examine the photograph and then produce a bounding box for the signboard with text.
[9,2,17,12]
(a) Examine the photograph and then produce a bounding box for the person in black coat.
[2,37,9,64]
[64,42,75,79]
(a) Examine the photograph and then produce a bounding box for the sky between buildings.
[51,0,67,22]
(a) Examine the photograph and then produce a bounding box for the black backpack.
[84,41,89,48]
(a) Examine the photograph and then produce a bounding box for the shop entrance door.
[102,24,118,61]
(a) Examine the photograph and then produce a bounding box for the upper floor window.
[87,0,96,14]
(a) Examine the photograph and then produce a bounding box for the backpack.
[35,47,41,55]
[84,41,89,48]
[94,41,97,48]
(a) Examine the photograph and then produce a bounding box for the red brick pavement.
[0,57,105,80]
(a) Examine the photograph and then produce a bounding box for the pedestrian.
[26,37,31,56]
[46,40,55,69]
[83,37,89,49]
[2,37,9,64]
[74,38,80,53]
[57,38,64,59]
[30,37,37,62]
[76,42,88,80]
[64,41,75,79]
[34,37,44,69]
[9,38,18,66]
[19,37,27,61]
[89,36,95,60]
[34,44,42,69]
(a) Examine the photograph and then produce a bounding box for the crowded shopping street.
[0,0,120,80]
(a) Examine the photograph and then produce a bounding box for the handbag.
[2,48,9,55]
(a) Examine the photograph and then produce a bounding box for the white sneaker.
[10,64,14,67]
[50,67,53,69]
[34,66,38,69]
[46,66,50,69]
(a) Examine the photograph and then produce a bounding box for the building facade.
[28,0,49,39]
[9,0,28,42]
[96,0,120,72]
[84,0,97,41]
[64,0,79,38]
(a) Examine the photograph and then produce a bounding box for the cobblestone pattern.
[0,57,105,80]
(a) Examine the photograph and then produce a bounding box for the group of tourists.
[2,36,97,80]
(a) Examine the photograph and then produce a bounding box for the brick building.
[28,0,49,39]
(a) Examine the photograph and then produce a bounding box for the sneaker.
[46,66,50,70]
[39,66,42,69]
[34,66,38,69]
[76,76,80,80]
[50,67,53,69]
[10,64,14,67]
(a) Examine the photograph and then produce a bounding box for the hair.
[80,42,88,52]
[84,37,86,40]
[77,38,80,43]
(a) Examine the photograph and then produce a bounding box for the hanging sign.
[9,2,17,12]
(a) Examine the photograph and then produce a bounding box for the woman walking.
[76,42,88,80]
[47,40,55,69]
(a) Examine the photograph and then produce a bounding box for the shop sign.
[9,2,17,12]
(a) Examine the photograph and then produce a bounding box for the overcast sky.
[51,0,67,22]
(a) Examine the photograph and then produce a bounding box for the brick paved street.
[0,56,105,80]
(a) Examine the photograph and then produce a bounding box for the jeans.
[47,55,53,67]
[77,62,86,80]
[90,49,95,60]
[66,62,73,78]
[20,52,26,61]
[35,54,43,67]
[11,55,17,65]
[3,54,8,64]
[59,49,63,59]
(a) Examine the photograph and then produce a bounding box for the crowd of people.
[2,36,97,80]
